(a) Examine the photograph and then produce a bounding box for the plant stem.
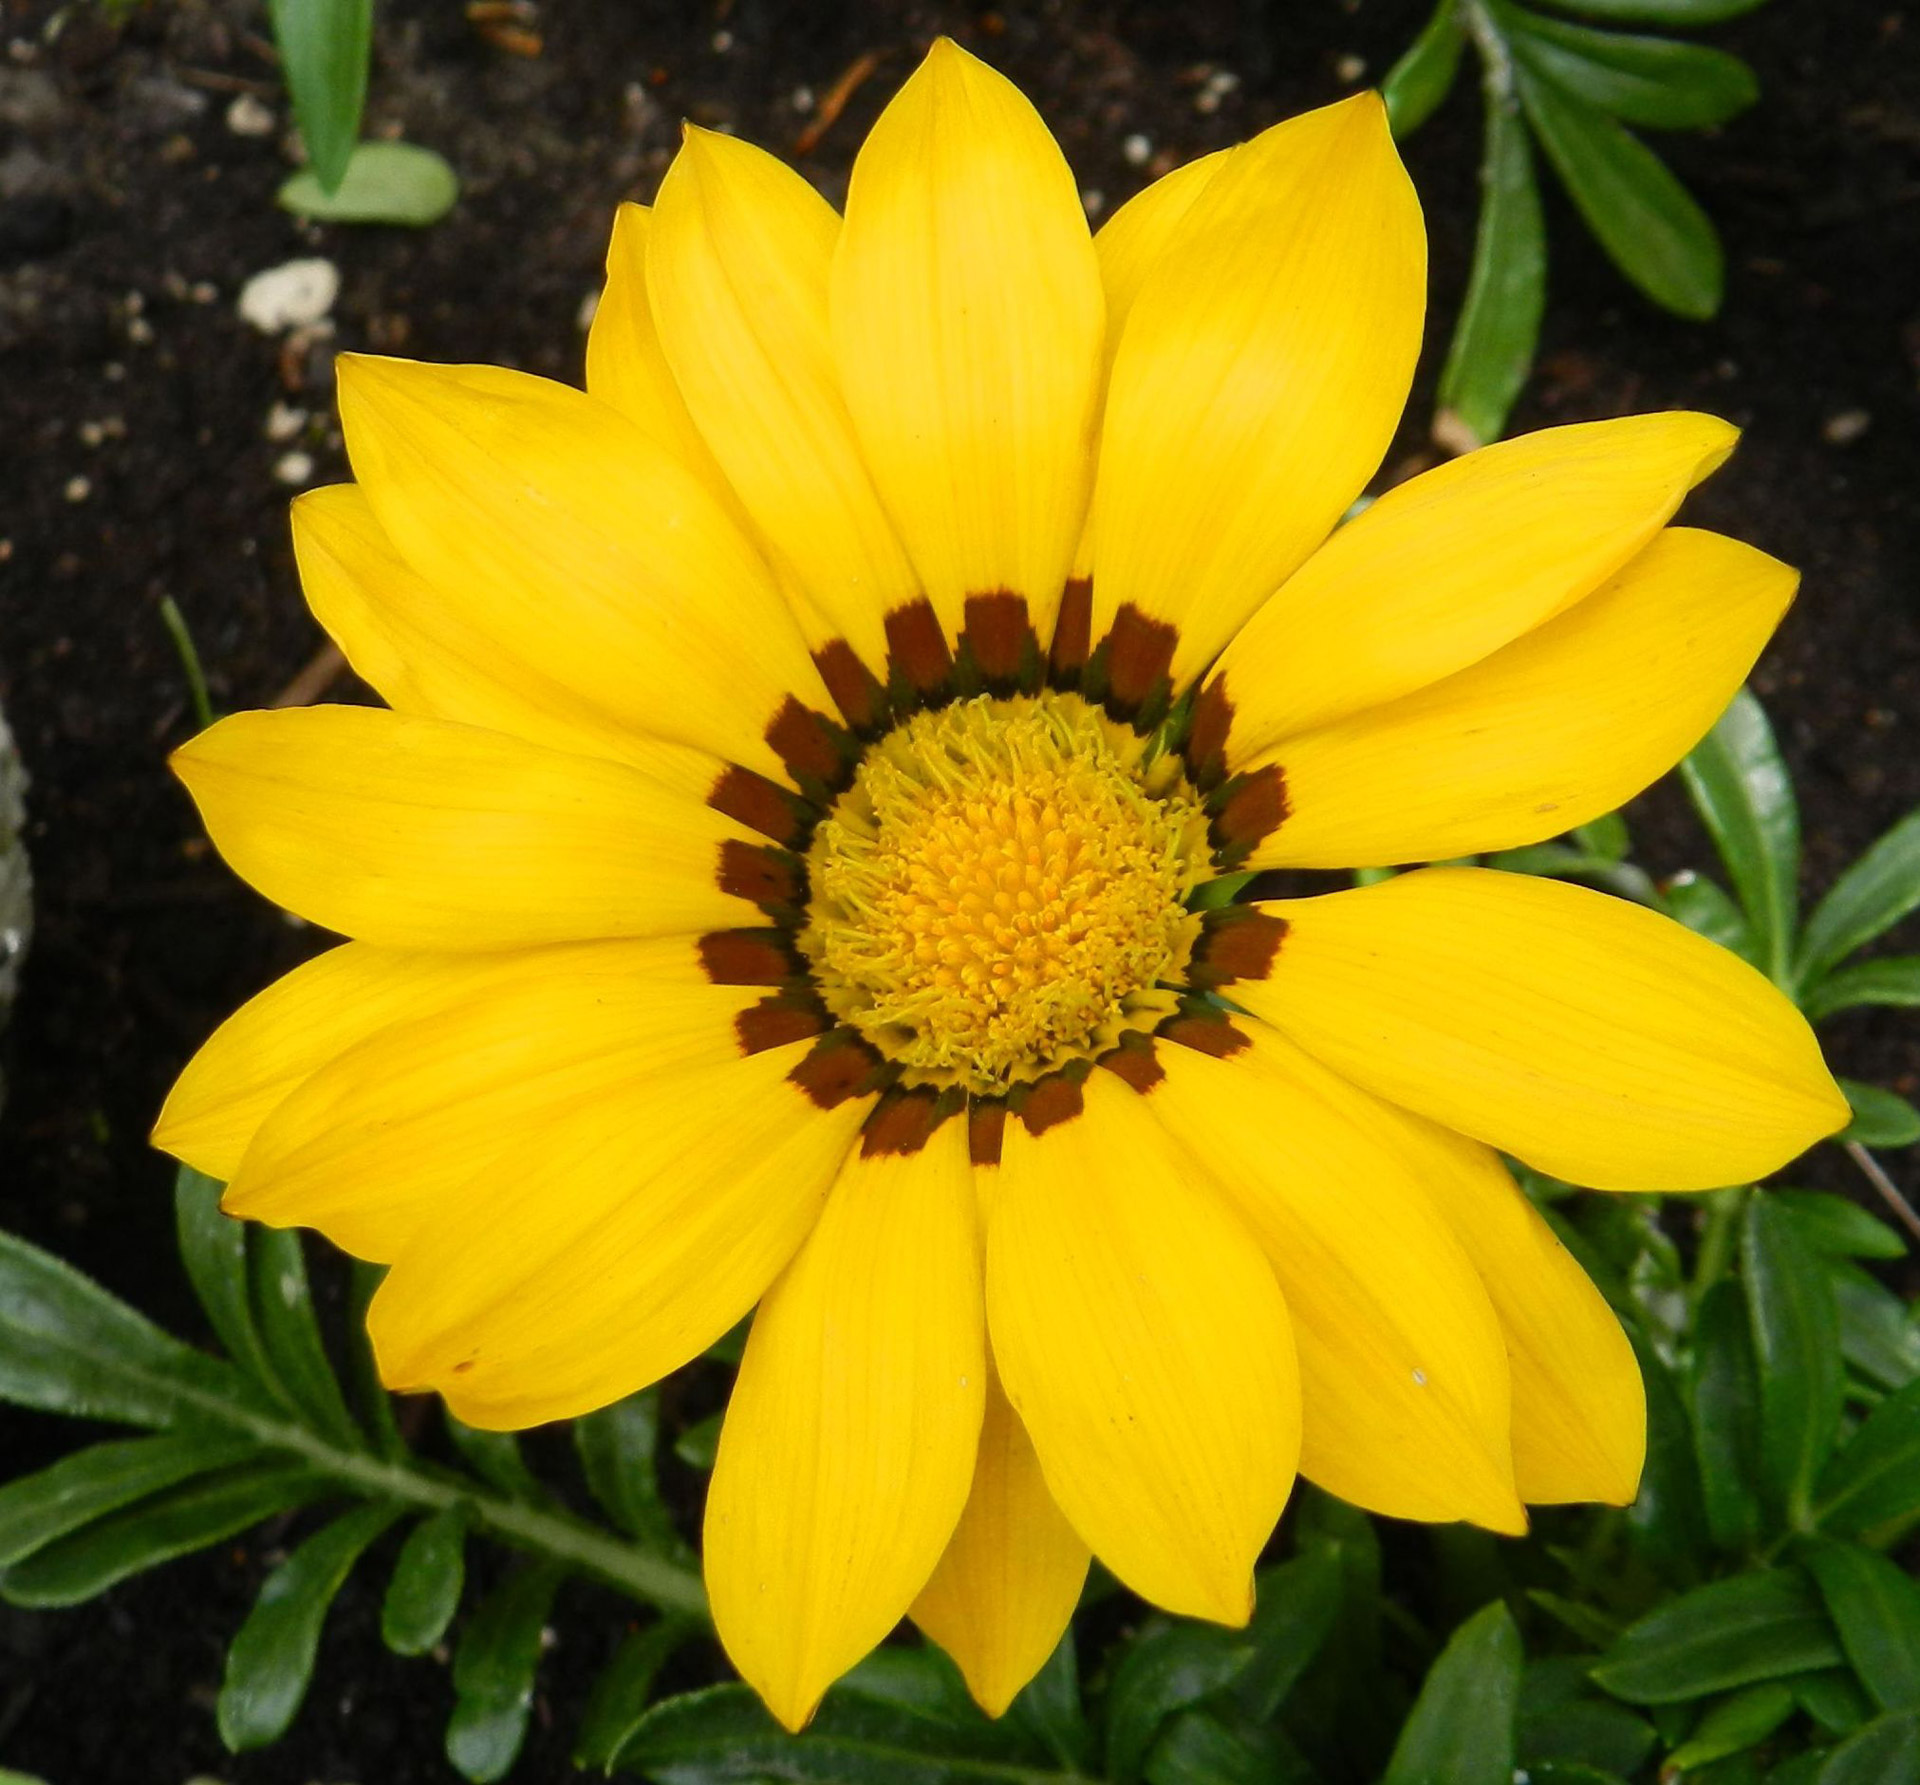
[158,595,216,732]
[1845,1140,1920,1245]
[1691,1184,1751,1302]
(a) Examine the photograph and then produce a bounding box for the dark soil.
[1,0,1917,1777]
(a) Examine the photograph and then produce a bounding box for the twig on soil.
[174,66,278,97]
[1845,1138,1920,1244]
[796,50,883,155]
[272,640,348,708]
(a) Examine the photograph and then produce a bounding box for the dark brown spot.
[766,696,852,794]
[960,592,1041,693]
[708,765,813,847]
[1209,764,1289,868]
[736,991,830,1055]
[789,1030,890,1109]
[1098,1034,1165,1093]
[884,599,954,701]
[699,928,803,986]
[1159,1010,1252,1058]
[1011,1068,1086,1137]
[1187,908,1289,989]
[717,839,803,913]
[813,641,890,735]
[1094,603,1178,725]
[1049,576,1092,686]
[860,1085,963,1158]
[969,1098,1008,1167]
[1185,676,1235,793]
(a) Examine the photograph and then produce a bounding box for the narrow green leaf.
[1594,1569,1843,1704]
[381,1505,467,1656]
[1803,1538,1920,1713]
[573,1389,678,1549]
[1691,1278,1765,1550]
[1384,1600,1522,1785]
[1106,1621,1252,1785]
[446,1410,546,1503]
[176,1166,281,1398]
[1832,1263,1920,1393]
[344,1259,406,1459]
[1435,87,1546,449]
[1504,6,1758,129]
[1233,1546,1344,1719]
[1533,0,1770,23]
[1803,958,1920,1024]
[277,140,459,226]
[0,1228,255,1428]
[1793,1665,1874,1736]
[1007,1631,1090,1774]
[1745,1194,1844,1528]
[0,1429,259,1568]
[218,1500,400,1750]
[1144,1707,1313,1785]
[1576,812,1632,862]
[249,1226,361,1448]
[1529,1589,1626,1650]
[268,0,371,194]
[1385,2,1466,139]
[1662,869,1759,963]
[1517,1667,1656,1776]
[1797,811,1920,989]
[446,1562,565,1783]
[1773,1192,1907,1262]
[574,1618,697,1770]
[1626,1329,1714,1567]
[1665,1680,1797,1770]
[1816,1377,1920,1538]
[672,1409,722,1472]
[1817,1710,1920,1784]
[1188,869,1254,911]
[0,1458,327,1608]
[1678,690,1799,982]
[1838,1081,1920,1150]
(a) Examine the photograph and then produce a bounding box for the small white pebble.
[712,28,733,51]
[1335,53,1367,83]
[1122,132,1152,167]
[265,402,307,442]
[127,314,155,344]
[1081,187,1105,219]
[124,290,145,316]
[237,257,340,334]
[64,475,91,503]
[190,280,216,304]
[576,286,602,333]
[104,360,126,381]
[225,92,276,137]
[1822,408,1871,446]
[78,421,105,448]
[791,84,814,112]
[273,449,315,485]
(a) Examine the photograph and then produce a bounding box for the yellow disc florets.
[800,692,1212,1095]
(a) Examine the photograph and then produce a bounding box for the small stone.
[265,402,307,442]
[712,28,733,51]
[126,315,155,345]
[273,450,315,485]
[1122,133,1152,167]
[791,85,814,113]
[576,286,601,333]
[63,474,90,503]
[225,92,276,137]
[190,280,217,304]
[1822,408,1871,445]
[1081,188,1105,219]
[238,257,340,334]
[1335,53,1367,83]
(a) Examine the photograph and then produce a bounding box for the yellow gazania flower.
[153,39,1847,1731]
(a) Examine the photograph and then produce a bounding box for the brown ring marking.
[708,765,815,848]
[1048,576,1092,688]
[699,928,805,986]
[959,592,1043,696]
[789,1028,894,1110]
[1208,764,1289,869]
[1097,1032,1165,1093]
[884,599,955,704]
[736,990,831,1055]
[766,696,856,798]
[1083,603,1179,731]
[813,640,891,736]
[1186,908,1289,989]
[717,839,806,915]
[1158,1008,1252,1058]
[860,1083,966,1158]
[1184,676,1234,793]
[968,1098,1008,1167]
[1009,1060,1091,1137]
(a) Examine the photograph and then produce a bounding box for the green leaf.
[381,1504,467,1656]
[0,1429,258,1568]
[446,1561,565,1783]
[277,140,459,226]
[575,1619,698,1770]
[1007,1631,1090,1774]
[1594,1569,1843,1704]
[1665,1681,1797,1770]
[268,0,371,194]
[218,1501,400,1750]
[1385,3,1466,139]
[1803,958,1920,1024]
[1533,0,1770,22]
[1691,1278,1765,1550]
[344,1259,406,1459]
[1832,1264,1920,1392]
[1626,1329,1714,1567]
[1384,1600,1522,1785]
[574,1389,678,1550]
[1662,870,1759,963]
[1504,6,1759,129]
[249,1226,361,1448]
[1233,1546,1344,1719]
[176,1166,282,1400]
[0,1228,255,1428]
[1529,1589,1626,1650]
[1797,811,1920,989]
[1815,1378,1920,1539]
[1107,1621,1252,1785]
[1144,1707,1313,1785]
[673,1409,722,1472]
[1838,1081,1920,1150]
[1678,690,1800,982]
[1816,1711,1920,1784]
[1519,64,1724,319]
[1517,1667,1656,1775]
[1745,1194,1844,1528]
[1773,1192,1907,1261]
[1793,1665,1874,1737]
[446,1410,547,1502]
[1802,1538,1920,1713]
[0,1458,327,1608]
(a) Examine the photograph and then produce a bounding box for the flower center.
[800,692,1212,1096]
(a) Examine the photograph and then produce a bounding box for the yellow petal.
[292,483,722,795]
[1095,151,1229,373]
[336,354,832,783]
[1148,1027,1525,1533]
[221,937,736,1260]
[152,941,607,1182]
[1240,528,1798,870]
[912,1365,1090,1718]
[367,1036,871,1427]
[988,1072,1299,1622]
[1202,413,1738,768]
[171,706,758,950]
[1232,867,1849,1191]
[832,39,1103,648]
[706,1121,984,1732]
[1088,95,1424,689]
[1402,1124,1645,1505]
[650,129,913,679]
